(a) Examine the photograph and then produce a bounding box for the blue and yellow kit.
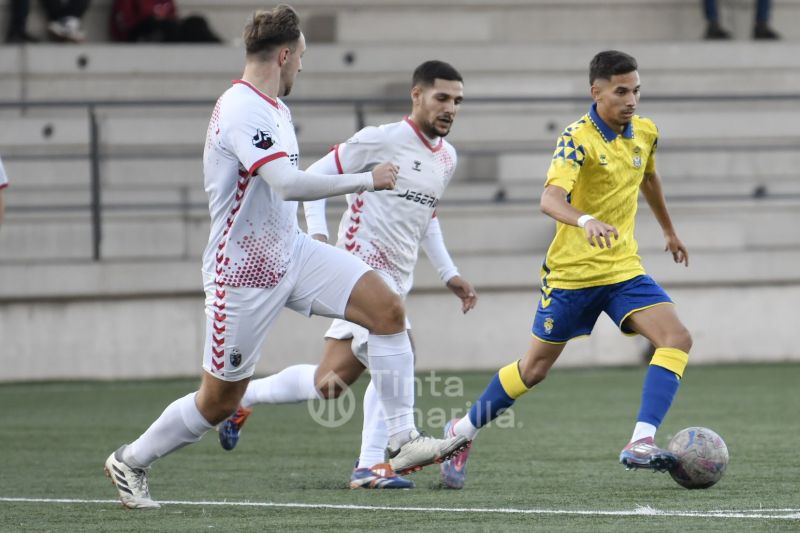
[543,103,658,289]
[533,103,672,343]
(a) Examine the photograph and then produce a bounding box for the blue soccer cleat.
[440,418,472,489]
[218,406,252,451]
[619,436,677,472]
[350,461,416,489]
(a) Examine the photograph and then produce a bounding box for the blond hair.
[243,5,301,59]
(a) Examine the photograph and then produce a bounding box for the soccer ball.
[667,427,729,489]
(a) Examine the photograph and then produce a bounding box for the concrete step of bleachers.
[3,40,800,102]
[0,0,797,45]
[3,196,799,263]
[3,244,800,302]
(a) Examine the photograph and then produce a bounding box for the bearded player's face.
[412,79,464,138]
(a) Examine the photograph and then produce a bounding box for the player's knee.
[369,293,406,334]
[519,362,549,388]
[315,372,348,399]
[669,326,693,353]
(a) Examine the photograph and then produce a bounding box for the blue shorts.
[531,275,672,343]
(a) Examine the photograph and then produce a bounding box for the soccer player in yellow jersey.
[441,50,692,489]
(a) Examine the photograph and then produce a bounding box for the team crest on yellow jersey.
[544,317,554,334]
[599,154,608,166]
[632,146,642,169]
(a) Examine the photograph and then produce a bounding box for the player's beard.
[425,116,452,138]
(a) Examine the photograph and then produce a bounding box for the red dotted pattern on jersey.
[434,148,455,179]
[224,217,290,288]
[360,240,404,292]
[206,97,222,152]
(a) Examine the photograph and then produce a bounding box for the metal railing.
[2,93,800,261]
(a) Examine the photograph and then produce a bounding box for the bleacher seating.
[1,0,800,378]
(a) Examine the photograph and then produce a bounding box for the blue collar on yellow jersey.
[588,103,634,142]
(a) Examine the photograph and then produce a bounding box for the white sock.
[241,364,321,407]
[367,332,416,449]
[630,421,657,443]
[453,415,480,440]
[123,392,213,468]
[357,379,388,468]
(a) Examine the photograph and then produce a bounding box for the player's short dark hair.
[412,60,463,88]
[589,50,638,84]
[243,4,301,58]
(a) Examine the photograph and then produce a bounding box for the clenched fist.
[371,162,399,191]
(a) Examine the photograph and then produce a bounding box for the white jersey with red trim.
[202,80,300,288]
[332,118,457,295]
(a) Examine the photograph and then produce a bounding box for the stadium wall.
[1,283,798,382]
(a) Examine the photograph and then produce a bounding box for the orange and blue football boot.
[350,461,415,489]
[218,406,253,451]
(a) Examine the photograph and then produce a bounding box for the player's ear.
[590,82,601,102]
[411,85,422,105]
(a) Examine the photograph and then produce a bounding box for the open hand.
[446,275,478,314]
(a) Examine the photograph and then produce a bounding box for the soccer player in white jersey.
[0,155,8,225]
[103,6,468,510]
[217,60,477,489]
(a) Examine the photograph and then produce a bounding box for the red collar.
[403,117,443,152]
[232,79,279,109]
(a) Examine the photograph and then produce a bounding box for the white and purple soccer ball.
[667,426,729,489]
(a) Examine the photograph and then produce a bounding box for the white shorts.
[323,269,411,367]
[202,233,371,382]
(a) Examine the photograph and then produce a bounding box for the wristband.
[577,214,594,228]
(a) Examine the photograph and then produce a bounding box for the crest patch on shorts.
[229,348,242,368]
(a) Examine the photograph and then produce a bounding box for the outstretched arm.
[256,156,398,201]
[640,171,688,266]
[540,184,619,249]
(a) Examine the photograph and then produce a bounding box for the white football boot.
[104,446,161,509]
[387,430,470,476]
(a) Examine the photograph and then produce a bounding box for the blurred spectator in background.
[44,0,91,42]
[0,156,8,226]
[703,0,780,40]
[110,0,221,43]
[5,0,38,43]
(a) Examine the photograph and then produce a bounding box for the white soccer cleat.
[104,446,161,509]
[387,430,470,476]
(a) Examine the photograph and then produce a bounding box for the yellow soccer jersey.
[542,103,658,290]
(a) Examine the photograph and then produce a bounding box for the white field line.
[1,498,799,520]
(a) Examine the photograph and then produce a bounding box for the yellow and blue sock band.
[467,360,531,428]
[636,347,689,427]
[651,347,689,379]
